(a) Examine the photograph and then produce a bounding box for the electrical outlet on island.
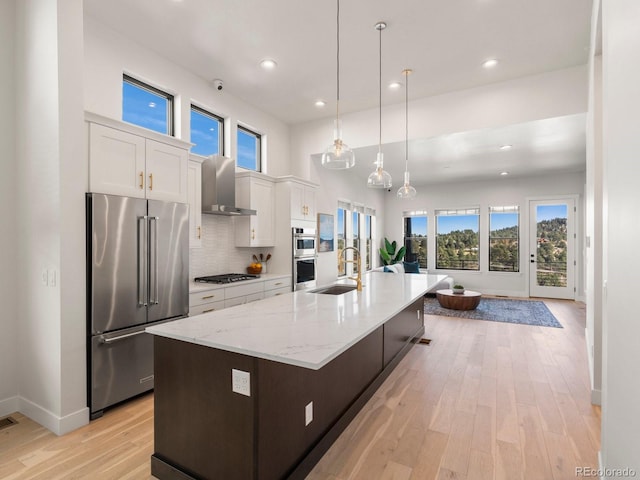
[232,369,251,396]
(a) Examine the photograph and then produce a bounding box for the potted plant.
[452,284,465,294]
[379,238,406,265]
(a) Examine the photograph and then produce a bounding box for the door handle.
[100,329,146,344]
[138,216,148,307]
[149,216,159,305]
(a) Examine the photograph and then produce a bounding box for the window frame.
[435,207,480,271]
[190,104,225,157]
[236,125,262,172]
[122,74,174,136]
[403,211,428,269]
[488,205,520,272]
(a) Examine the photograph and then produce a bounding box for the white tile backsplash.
[189,215,267,278]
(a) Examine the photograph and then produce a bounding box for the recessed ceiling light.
[499,144,512,150]
[314,100,326,108]
[260,59,277,70]
[500,171,509,176]
[482,58,499,69]
[388,82,402,90]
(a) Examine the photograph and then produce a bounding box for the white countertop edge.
[149,273,450,370]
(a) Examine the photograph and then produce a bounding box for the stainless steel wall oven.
[292,227,317,291]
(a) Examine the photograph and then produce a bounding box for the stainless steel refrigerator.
[86,193,189,419]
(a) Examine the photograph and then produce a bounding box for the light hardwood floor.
[0,299,600,479]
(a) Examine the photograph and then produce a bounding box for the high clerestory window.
[122,74,174,136]
[237,125,262,171]
[435,207,480,270]
[190,105,224,156]
[489,205,519,272]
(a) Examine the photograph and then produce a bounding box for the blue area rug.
[423,297,562,328]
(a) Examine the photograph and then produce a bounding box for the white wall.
[0,0,19,416]
[290,65,588,180]
[585,2,604,405]
[13,0,88,434]
[601,0,640,473]
[83,16,291,177]
[383,173,585,297]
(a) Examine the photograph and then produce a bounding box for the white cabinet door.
[145,140,188,203]
[89,123,146,198]
[290,182,316,221]
[303,186,316,218]
[235,176,275,247]
[187,159,203,248]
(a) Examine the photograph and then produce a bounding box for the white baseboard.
[17,397,89,436]
[0,395,19,418]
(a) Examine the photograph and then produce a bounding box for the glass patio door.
[529,199,575,299]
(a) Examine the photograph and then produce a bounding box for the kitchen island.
[147,272,449,480]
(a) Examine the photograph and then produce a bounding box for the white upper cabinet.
[235,172,275,247]
[87,113,189,203]
[280,177,317,222]
[187,156,203,248]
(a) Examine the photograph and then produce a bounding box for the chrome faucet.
[340,246,363,291]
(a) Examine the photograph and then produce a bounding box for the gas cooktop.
[194,273,261,284]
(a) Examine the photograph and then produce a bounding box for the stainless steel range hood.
[201,155,256,216]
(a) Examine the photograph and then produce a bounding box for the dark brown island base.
[150,297,426,480]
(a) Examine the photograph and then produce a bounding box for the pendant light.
[397,69,417,198]
[321,0,355,169]
[367,22,392,188]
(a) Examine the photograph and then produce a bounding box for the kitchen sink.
[309,284,358,295]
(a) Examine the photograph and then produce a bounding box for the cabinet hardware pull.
[202,308,215,313]
[139,172,144,189]
[202,295,215,299]
[275,282,283,286]
[149,173,153,190]
[252,228,255,240]
[197,226,201,239]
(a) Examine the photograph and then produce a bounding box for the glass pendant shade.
[367,151,392,188]
[321,119,355,169]
[322,0,354,170]
[397,68,417,198]
[368,21,392,188]
[397,171,417,198]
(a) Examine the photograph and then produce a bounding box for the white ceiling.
[83,0,592,182]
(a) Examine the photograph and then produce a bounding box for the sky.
[536,204,568,222]
[437,215,479,234]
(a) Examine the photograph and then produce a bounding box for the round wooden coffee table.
[436,289,482,310]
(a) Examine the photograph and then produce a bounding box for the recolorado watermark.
[576,467,637,477]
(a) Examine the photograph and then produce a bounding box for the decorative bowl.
[247,265,262,274]
[452,287,465,294]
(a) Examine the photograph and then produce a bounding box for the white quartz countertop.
[148,272,450,370]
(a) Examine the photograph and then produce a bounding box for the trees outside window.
[489,206,519,272]
[435,208,480,270]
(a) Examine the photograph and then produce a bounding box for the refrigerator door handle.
[138,215,149,307]
[99,329,147,344]
[149,216,160,305]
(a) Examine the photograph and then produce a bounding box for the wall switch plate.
[305,401,313,426]
[232,369,251,396]
[48,268,56,287]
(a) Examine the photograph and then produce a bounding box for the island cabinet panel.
[152,337,257,480]
[255,327,384,480]
[383,297,425,366]
[150,295,430,480]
